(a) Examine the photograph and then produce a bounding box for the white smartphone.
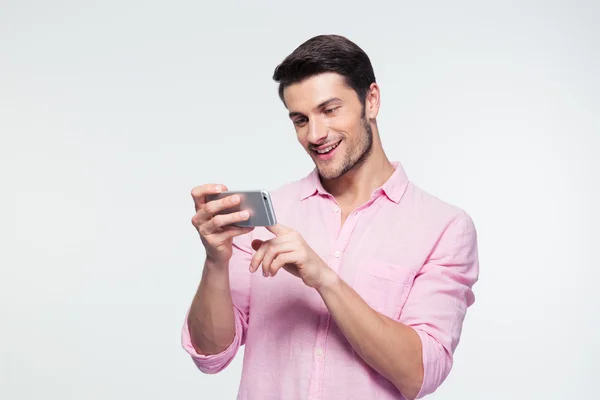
[205,190,277,227]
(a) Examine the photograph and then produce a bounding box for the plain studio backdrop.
[1,1,599,399]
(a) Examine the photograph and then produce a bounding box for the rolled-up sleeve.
[399,212,479,398]
[181,232,254,374]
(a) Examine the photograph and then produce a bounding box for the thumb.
[251,239,264,251]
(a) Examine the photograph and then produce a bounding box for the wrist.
[201,259,231,292]
[204,258,229,275]
[315,266,342,294]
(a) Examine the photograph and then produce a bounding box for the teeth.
[316,141,340,154]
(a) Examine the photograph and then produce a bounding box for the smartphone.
[205,190,277,227]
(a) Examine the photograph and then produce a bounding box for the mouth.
[312,140,342,160]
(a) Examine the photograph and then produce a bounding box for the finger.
[204,193,241,215]
[262,242,294,277]
[191,208,212,230]
[249,234,297,273]
[265,223,293,237]
[191,184,227,212]
[253,235,294,249]
[261,244,281,277]
[204,210,250,234]
[193,193,242,231]
[249,236,289,272]
[217,225,254,241]
[250,240,270,273]
[269,252,295,277]
[201,225,254,255]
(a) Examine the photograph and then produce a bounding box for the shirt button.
[334,250,341,258]
[316,348,324,356]
[332,205,339,212]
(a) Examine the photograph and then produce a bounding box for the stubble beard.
[317,115,373,181]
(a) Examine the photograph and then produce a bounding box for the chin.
[316,162,345,180]
[310,143,356,180]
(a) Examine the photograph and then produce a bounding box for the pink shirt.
[182,162,479,399]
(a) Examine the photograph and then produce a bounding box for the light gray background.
[1,1,599,399]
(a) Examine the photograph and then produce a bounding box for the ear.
[364,82,381,119]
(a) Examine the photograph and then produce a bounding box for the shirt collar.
[299,161,409,204]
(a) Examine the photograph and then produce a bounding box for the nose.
[307,116,328,144]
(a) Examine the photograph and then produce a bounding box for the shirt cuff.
[413,328,452,399]
[181,308,244,374]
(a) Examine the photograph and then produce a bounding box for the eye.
[324,107,340,115]
[293,117,308,127]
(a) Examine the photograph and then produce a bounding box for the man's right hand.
[191,184,254,265]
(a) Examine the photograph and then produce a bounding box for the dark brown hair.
[272,34,376,106]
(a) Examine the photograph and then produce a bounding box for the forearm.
[187,259,236,355]
[317,272,423,399]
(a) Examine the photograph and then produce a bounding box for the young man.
[184,34,479,400]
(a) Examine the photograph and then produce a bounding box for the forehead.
[283,72,357,111]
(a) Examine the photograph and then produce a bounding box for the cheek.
[332,112,361,134]
[296,130,310,148]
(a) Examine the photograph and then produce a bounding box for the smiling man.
[184,34,479,400]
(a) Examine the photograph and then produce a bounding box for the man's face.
[283,72,373,180]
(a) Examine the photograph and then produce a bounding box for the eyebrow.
[288,97,342,119]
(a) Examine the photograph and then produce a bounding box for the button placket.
[308,312,329,400]
[340,207,369,255]
[307,199,368,400]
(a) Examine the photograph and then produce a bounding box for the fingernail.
[215,185,222,192]
[232,195,239,203]
[241,211,249,219]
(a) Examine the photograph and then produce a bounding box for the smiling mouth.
[314,140,342,155]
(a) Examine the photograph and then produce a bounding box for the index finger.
[265,223,292,236]
[191,184,228,212]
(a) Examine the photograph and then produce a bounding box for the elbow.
[398,328,454,399]
[182,311,245,375]
[393,364,424,400]
[407,373,424,400]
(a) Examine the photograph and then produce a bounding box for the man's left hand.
[249,224,336,289]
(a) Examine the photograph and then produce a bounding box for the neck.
[321,135,395,207]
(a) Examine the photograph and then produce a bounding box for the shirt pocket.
[353,261,416,320]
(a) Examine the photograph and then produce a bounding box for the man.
[183,34,479,400]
